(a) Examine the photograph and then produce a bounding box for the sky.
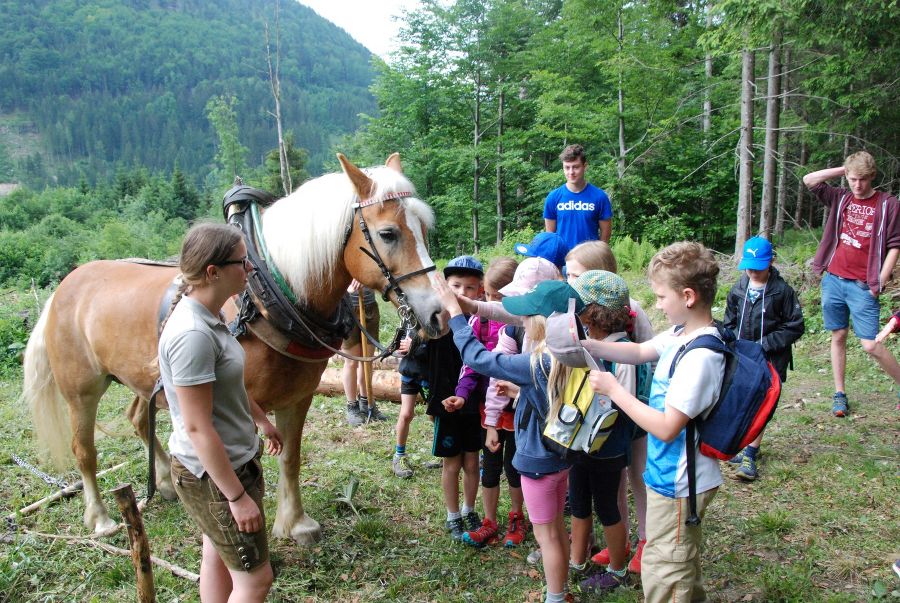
[296,0,419,61]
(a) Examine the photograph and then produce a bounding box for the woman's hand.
[229,491,263,533]
[433,274,463,317]
[485,426,500,452]
[258,418,283,456]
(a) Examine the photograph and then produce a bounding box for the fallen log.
[315,367,401,402]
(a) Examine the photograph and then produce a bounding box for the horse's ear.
[337,153,376,199]
[385,153,403,173]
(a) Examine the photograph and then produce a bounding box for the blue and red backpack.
[669,322,781,525]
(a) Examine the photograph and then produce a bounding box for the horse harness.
[221,182,435,363]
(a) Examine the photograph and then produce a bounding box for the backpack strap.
[685,421,701,526]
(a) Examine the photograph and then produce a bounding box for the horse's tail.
[22,293,73,470]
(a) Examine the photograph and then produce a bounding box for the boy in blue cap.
[422,255,487,542]
[723,236,805,479]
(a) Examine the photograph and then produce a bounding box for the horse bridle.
[341,191,436,358]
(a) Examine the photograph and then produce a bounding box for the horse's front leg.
[126,395,176,500]
[271,397,321,545]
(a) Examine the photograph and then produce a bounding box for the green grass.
[1,264,899,602]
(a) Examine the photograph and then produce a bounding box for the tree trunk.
[759,28,782,239]
[735,48,755,256]
[774,44,789,238]
[265,9,291,196]
[616,6,626,179]
[472,69,481,253]
[794,139,808,226]
[702,9,712,137]
[496,83,505,245]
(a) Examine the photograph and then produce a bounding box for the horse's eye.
[378,229,398,243]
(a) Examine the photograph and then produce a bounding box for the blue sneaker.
[735,454,758,480]
[832,392,849,417]
[728,448,746,465]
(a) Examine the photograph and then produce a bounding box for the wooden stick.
[112,484,155,602]
[358,295,374,409]
[21,528,200,582]
[10,462,129,521]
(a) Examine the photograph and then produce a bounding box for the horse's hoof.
[89,515,119,536]
[274,516,322,545]
[157,479,177,501]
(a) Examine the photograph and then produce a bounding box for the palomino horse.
[23,154,445,544]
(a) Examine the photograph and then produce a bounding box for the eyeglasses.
[216,256,252,270]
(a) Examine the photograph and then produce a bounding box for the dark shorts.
[432,413,482,457]
[343,301,380,349]
[568,455,626,525]
[400,375,430,397]
[171,449,269,572]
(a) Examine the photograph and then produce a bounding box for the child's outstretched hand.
[433,274,463,317]
[875,316,898,344]
[589,369,621,398]
[442,395,465,412]
[495,380,520,400]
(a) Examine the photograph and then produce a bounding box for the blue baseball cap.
[514,232,570,268]
[443,255,484,278]
[501,280,585,317]
[738,236,773,271]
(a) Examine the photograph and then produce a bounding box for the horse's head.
[338,153,446,339]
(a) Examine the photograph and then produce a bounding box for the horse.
[22,153,445,544]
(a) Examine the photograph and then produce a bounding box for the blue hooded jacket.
[449,314,569,476]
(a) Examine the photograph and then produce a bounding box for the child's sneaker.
[463,510,481,532]
[463,518,499,548]
[627,539,646,574]
[446,517,465,542]
[526,548,543,565]
[735,454,758,480]
[392,454,413,478]
[832,391,849,417]
[728,447,746,465]
[580,569,627,593]
[503,511,530,547]
[591,541,631,566]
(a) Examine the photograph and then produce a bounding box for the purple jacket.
[455,315,503,406]
[810,183,900,294]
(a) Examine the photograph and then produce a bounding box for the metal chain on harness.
[12,453,69,489]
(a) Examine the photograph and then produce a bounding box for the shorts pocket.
[655,540,693,563]
[209,501,235,529]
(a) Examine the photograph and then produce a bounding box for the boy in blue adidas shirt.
[583,241,725,603]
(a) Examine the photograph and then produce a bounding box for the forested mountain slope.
[0,0,376,186]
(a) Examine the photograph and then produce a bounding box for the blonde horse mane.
[261,164,434,299]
